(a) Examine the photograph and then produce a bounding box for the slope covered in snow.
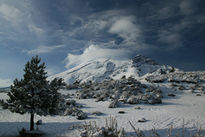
[50,55,176,84]
[1,55,205,137]
[0,88,205,137]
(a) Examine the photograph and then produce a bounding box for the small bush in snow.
[18,127,44,137]
[129,121,205,137]
[80,117,125,137]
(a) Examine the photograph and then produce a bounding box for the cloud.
[28,24,45,36]
[67,11,147,51]
[180,0,193,15]
[65,44,133,68]
[24,45,66,55]
[0,3,21,22]
[0,78,12,88]
[62,10,150,68]
[157,30,182,49]
[109,16,140,40]
[64,10,146,49]
[108,16,147,50]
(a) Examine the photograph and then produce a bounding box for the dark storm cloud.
[30,0,205,52]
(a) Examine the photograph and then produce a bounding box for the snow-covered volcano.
[50,55,176,84]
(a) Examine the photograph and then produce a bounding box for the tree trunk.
[30,113,34,131]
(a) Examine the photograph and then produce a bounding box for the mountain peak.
[50,55,175,84]
[132,55,158,67]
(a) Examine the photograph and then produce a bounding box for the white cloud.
[24,45,66,55]
[65,44,133,68]
[67,15,108,37]
[108,16,147,50]
[0,4,21,22]
[28,24,45,35]
[64,10,148,52]
[0,78,12,88]
[0,1,47,47]
[109,16,141,41]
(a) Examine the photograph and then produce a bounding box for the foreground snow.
[0,88,205,137]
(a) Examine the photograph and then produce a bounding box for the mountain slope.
[50,55,176,84]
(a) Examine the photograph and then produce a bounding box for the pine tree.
[1,56,65,131]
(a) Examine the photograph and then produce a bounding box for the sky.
[0,0,205,87]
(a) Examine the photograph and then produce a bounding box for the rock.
[168,93,176,97]
[108,100,119,108]
[92,111,104,116]
[121,75,126,79]
[134,106,141,110]
[76,111,87,120]
[118,111,125,114]
[138,118,147,122]
[196,94,202,96]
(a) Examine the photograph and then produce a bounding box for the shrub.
[18,128,44,137]
[80,117,125,137]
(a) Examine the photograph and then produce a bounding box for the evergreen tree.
[1,56,65,131]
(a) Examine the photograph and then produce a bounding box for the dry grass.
[74,117,205,137]
[80,116,125,137]
[129,121,205,137]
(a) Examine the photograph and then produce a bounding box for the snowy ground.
[0,88,205,137]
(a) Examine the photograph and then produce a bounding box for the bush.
[80,117,125,137]
[129,121,205,137]
[79,118,205,137]
[18,128,44,137]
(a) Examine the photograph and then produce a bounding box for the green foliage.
[48,78,66,114]
[18,128,27,137]
[18,127,44,137]
[0,56,65,130]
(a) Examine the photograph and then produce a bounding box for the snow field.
[0,89,205,137]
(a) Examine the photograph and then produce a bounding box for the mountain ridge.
[50,54,177,84]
